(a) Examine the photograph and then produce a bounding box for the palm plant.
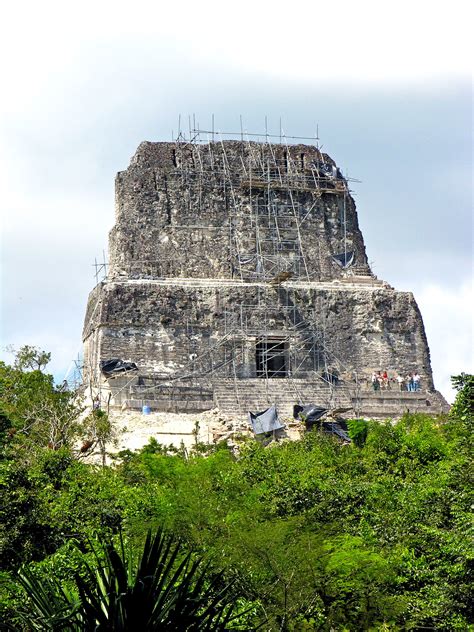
[16,529,246,630]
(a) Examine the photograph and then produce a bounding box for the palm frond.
[17,528,247,630]
[17,567,81,630]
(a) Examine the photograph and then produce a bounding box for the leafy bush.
[16,529,250,630]
[347,418,368,447]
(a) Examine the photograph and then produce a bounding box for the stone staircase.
[213,378,450,420]
[105,373,449,420]
[351,389,450,420]
[213,378,345,418]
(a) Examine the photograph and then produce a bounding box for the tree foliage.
[450,372,474,422]
[6,345,51,372]
[0,361,80,454]
[16,529,246,631]
[1,354,472,630]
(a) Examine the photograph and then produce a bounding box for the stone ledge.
[105,277,392,292]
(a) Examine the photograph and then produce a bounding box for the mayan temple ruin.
[82,133,449,421]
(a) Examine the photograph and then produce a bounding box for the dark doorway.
[256,339,288,378]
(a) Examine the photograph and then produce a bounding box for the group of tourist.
[371,371,421,392]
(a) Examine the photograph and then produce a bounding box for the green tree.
[16,529,249,630]
[0,360,83,455]
[6,345,51,372]
[450,372,474,422]
[81,409,116,466]
[1,359,473,630]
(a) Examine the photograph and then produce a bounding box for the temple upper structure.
[82,138,449,418]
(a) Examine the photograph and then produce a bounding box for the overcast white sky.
[0,0,472,402]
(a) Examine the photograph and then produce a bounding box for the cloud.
[1,0,471,96]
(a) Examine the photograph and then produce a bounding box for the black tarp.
[293,404,328,425]
[248,405,284,435]
[293,404,351,442]
[332,251,355,269]
[100,359,138,377]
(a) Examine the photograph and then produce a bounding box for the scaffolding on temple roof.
[169,121,357,284]
[79,121,367,416]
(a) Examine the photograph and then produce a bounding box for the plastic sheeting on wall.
[248,405,284,434]
[100,359,138,377]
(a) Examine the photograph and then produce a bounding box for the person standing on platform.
[413,372,421,391]
[372,371,380,392]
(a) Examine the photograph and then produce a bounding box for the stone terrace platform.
[107,376,449,421]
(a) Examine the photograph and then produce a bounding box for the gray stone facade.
[82,140,448,418]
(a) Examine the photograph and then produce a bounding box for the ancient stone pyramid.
[82,139,448,418]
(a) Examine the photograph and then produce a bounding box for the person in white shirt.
[413,373,421,391]
[371,371,380,392]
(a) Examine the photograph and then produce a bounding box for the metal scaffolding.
[79,122,365,414]
[169,125,355,283]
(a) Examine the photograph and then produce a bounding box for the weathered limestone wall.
[83,279,434,389]
[108,141,369,281]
